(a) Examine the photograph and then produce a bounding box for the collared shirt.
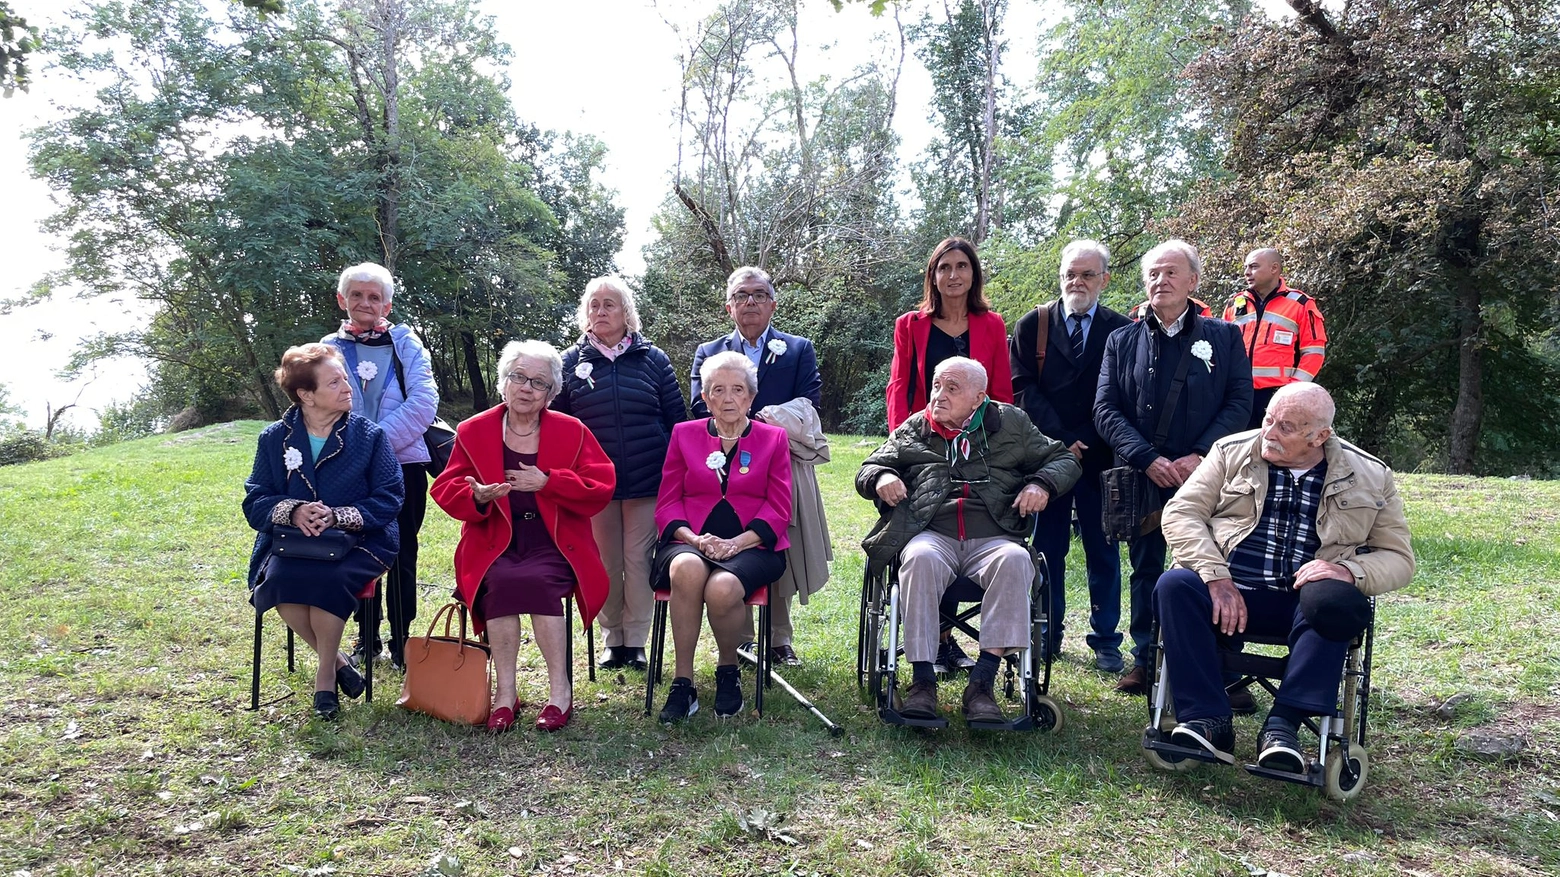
[1149,305,1190,338]
[733,326,772,367]
[1227,458,1328,591]
[1063,299,1101,349]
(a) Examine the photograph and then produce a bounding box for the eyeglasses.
[1063,271,1104,282]
[728,292,773,305]
[504,372,552,393]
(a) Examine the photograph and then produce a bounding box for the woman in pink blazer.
[885,237,1014,430]
[652,351,792,722]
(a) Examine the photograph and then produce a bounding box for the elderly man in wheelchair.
[1148,383,1414,790]
[857,357,1080,726]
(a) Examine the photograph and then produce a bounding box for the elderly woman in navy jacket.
[553,276,688,671]
[323,262,438,670]
[244,343,404,720]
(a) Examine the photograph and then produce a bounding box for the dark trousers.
[1154,568,1349,723]
[1126,526,1166,667]
[1036,472,1122,652]
[356,463,427,650]
[1248,387,1277,430]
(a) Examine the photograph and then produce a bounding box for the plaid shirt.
[1227,458,1328,591]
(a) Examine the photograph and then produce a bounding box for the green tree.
[1173,0,1560,475]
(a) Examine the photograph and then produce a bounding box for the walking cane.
[735,645,845,736]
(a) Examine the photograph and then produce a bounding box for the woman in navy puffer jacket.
[553,277,688,670]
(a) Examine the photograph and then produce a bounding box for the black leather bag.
[389,345,457,477]
[1100,466,1163,541]
[271,525,360,561]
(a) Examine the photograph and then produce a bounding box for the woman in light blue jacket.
[324,262,439,670]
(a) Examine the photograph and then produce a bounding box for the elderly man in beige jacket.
[1152,383,1414,771]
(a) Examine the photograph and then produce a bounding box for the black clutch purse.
[271,525,360,561]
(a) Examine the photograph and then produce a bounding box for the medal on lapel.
[739,449,751,474]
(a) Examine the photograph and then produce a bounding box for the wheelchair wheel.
[1324,744,1369,802]
[1032,694,1063,734]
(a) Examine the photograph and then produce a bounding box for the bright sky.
[0,0,1289,430]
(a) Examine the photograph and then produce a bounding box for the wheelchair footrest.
[1242,762,1323,788]
[968,715,1034,732]
[880,707,949,729]
[1143,736,1228,766]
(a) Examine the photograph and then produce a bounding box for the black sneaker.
[388,637,406,672]
[1170,715,1236,764]
[1257,719,1306,773]
[935,636,978,675]
[1227,682,1257,715]
[350,637,383,667]
[714,664,744,717]
[313,690,340,721]
[900,680,940,719]
[658,678,699,723]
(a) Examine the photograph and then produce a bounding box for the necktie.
[1069,314,1085,358]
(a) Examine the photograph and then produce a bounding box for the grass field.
[1,422,1557,876]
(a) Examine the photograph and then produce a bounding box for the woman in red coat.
[431,340,615,733]
[652,351,792,723]
[886,237,1014,430]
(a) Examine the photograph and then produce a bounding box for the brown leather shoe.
[1115,664,1148,695]
[961,678,1005,723]
[900,680,940,719]
[770,643,802,666]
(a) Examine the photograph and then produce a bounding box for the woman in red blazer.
[431,340,615,733]
[886,237,1014,430]
[652,351,793,722]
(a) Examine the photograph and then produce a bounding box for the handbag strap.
[1152,318,1200,448]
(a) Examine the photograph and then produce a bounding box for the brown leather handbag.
[398,602,491,726]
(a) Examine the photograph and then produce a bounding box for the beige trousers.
[590,497,657,648]
[898,531,1033,663]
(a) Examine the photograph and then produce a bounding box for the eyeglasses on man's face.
[1063,271,1104,283]
[728,291,773,305]
[504,372,552,393]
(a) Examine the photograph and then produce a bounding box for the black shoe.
[1170,715,1236,764]
[313,690,340,721]
[770,644,802,666]
[598,646,626,670]
[335,653,366,700]
[900,680,940,719]
[1093,647,1125,674]
[388,638,405,672]
[961,678,1005,724]
[350,637,383,667]
[1257,719,1306,774]
[714,665,744,717]
[1227,682,1257,715]
[624,647,648,672]
[658,678,699,723]
[935,636,978,675]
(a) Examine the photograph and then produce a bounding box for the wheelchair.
[856,526,1062,732]
[1139,600,1376,802]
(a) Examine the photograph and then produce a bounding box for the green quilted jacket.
[855,401,1081,569]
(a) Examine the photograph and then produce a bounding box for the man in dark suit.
[1009,239,1132,674]
[1095,239,1252,694]
[690,266,824,665]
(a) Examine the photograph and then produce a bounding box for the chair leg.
[566,596,576,692]
[251,611,264,711]
[586,616,596,683]
[645,600,667,716]
[363,581,379,703]
[755,604,771,717]
[286,626,295,673]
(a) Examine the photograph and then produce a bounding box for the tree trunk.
[460,329,489,411]
[376,0,402,272]
[1447,273,1483,473]
[973,0,1000,243]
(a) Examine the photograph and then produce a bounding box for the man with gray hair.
[1154,383,1413,767]
[1095,239,1252,695]
[690,266,827,666]
[1010,239,1133,673]
[858,357,1080,724]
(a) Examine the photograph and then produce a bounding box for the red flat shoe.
[486,705,516,734]
[535,702,572,732]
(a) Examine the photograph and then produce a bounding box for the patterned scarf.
[925,400,988,462]
[586,332,633,361]
[338,318,394,345]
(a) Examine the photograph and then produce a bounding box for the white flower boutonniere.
[575,361,595,389]
[706,450,728,481]
[765,338,787,364]
[356,360,378,390]
[283,447,303,472]
[1191,339,1214,372]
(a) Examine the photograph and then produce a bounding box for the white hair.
[574,275,643,335]
[698,350,759,397]
[337,262,395,303]
[725,266,778,302]
[1271,383,1335,431]
[496,339,564,402]
[1059,239,1111,276]
[932,356,988,393]
[1140,239,1203,285]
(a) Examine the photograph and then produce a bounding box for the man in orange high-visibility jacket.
[1224,248,1326,429]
